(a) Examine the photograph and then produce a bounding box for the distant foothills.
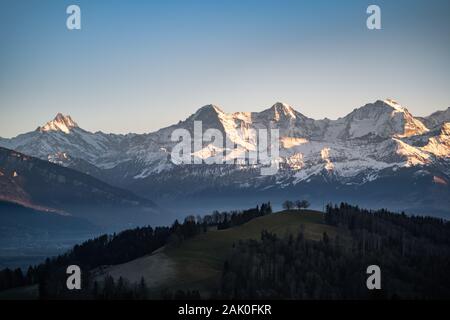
[1,202,450,300]
[0,99,449,221]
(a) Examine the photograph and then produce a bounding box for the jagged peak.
[271,101,295,112]
[195,104,224,114]
[262,102,298,120]
[187,104,226,124]
[37,113,79,134]
[425,106,450,117]
[350,99,409,117]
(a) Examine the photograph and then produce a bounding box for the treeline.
[33,225,173,298]
[161,289,202,300]
[91,276,149,300]
[216,203,272,230]
[220,203,450,299]
[65,226,171,268]
[325,203,450,246]
[282,199,310,210]
[91,276,202,300]
[0,203,271,298]
[0,268,28,292]
[165,202,271,244]
[0,227,174,297]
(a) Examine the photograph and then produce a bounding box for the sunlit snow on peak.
[39,113,79,134]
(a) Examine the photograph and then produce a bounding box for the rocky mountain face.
[418,107,450,129]
[1,99,449,217]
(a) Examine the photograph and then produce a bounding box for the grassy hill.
[98,210,344,297]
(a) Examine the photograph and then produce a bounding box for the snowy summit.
[38,113,79,134]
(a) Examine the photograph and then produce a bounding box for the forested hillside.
[220,204,450,299]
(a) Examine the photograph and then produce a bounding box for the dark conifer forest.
[220,203,450,299]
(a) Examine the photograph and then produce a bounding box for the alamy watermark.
[170,121,280,176]
[64,263,381,292]
[367,5,381,30]
[366,265,381,290]
[66,265,81,290]
[66,5,81,30]
[66,4,381,31]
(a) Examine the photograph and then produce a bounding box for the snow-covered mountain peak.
[187,104,226,124]
[38,113,79,134]
[270,102,297,119]
[341,100,428,139]
[258,102,298,122]
[383,99,407,112]
[181,104,227,130]
[195,104,224,115]
[355,99,403,115]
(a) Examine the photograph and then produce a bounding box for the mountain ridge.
[0,99,449,217]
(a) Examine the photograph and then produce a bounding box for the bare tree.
[282,200,295,210]
[295,200,310,210]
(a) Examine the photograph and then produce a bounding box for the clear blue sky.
[1,0,450,137]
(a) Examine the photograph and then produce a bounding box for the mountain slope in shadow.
[0,147,164,230]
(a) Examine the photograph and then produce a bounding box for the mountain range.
[1,99,449,217]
